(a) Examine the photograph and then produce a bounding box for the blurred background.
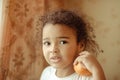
[0,0,120,80]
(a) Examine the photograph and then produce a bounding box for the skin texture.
[73,62,92,76]
[74,51,106,80]
[42,23,106,80]
[42,23,82,77]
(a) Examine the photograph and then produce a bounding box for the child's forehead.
[43,23,76,34]
[43,23,75,31]
[42,23,77,39]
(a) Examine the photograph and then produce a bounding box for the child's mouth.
[50,56,61,63]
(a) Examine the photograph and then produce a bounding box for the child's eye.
[60,40,68,44]
[43,41,51,46]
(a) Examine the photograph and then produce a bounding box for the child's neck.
[55,65,75,77]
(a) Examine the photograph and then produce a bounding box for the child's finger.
[73,56,83,65]
[79,51,90,56]
[73,57,78,65]
[74,51,91,66]
[73,57,79,65]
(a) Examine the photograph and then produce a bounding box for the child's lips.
[50,56,61,63]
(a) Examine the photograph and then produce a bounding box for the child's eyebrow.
[43,37,70,40]
[57,37,70,39]
[43,38,49,40]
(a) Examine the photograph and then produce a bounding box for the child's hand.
[74,51,99,74]
[73,51,106,80]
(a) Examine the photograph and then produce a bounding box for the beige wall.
[63,0,120,80]
[0,0,63,80]
[0,0,120,80]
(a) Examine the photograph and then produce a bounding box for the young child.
[40,10,106,80]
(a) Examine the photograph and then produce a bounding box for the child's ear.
[77,41,85,52]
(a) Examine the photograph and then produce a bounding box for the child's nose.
[50,44,59,53]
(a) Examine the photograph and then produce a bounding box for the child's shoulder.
[40,66,56,80]
[42,66,55,74]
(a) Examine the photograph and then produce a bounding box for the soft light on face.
[42,23,81,69]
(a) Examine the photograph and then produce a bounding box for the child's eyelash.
[43,40,68,46]
[43,41,51,46]
[60,40,68,44]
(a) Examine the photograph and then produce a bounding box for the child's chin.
[51,64,61,68]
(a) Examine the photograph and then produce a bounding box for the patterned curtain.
[0,0,64,80]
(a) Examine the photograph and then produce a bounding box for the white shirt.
[40,66,92,80]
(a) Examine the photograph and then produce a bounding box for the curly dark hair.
[40,10,101,56]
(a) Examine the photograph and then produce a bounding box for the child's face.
[42,23,81,69]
